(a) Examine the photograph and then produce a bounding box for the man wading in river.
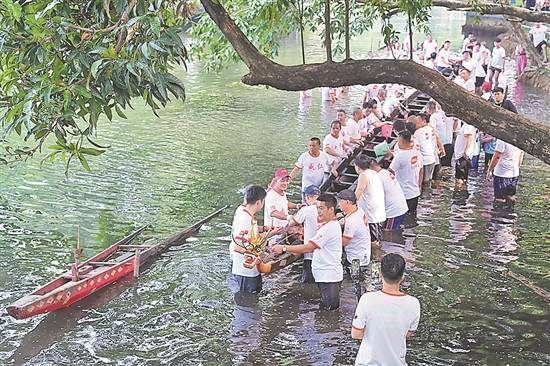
[337,189,371,300]
[272,194,343,310]
[284,185,321,283]
[352,253,420,366]
[229,185,267,293]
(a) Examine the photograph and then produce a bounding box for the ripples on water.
[1,15,550,366]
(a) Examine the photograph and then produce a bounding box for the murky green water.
[1,9,549,366]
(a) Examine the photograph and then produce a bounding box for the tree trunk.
[408,11,413,60]
[345,0,350,60]
[199,0,550,165]
[300,0,306,64]
[325,0,332,62]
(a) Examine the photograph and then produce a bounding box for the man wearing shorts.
[487,140,524,204]
[529,23,548,64]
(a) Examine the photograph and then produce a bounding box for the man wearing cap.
[264,168,300,231]
[272,194,343,310]
[290,138,336,202]
[285,185,321,283]
[337,189,372,300]
[354,156,386,246]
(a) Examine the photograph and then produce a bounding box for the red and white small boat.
[6,206,227,320]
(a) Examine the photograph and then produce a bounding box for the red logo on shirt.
[410,156,418,165]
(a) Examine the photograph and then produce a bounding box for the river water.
[1,9,549,366]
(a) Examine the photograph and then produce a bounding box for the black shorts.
[318,282,341,310]
[368,222,383,242]
[441,144,453,167]
[302,259,315,284]
[475,76,485,88]
[489,66,502,73]
[406,196,419,214]
[493,176,519,199]
[455,157,471,181]
[535,40,548,53]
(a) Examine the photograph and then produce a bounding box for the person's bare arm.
[463,134,474,157]
[418,166,424,192]
[271,241,316,255]
[351,326,365,340]
[406,330,416,339]
[289,165,301,180]
[486,151,502,179]
[355,173,368,201]
[342,235,352,247]
[325,145,347,158]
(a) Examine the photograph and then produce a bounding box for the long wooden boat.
[259,91,432,273]
[6,206,228,320]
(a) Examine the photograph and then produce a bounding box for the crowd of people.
[228,32,529,365]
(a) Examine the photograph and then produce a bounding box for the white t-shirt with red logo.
[323,133,345,166]
[389,149,423,199]
[413,125,437,165]
[264,189,289,228]
[230,206,260,277]
[342,208,371,266]
[310,220,343,283]
[295,151,330,192]
[377,169,409,218]
[292,205,319,260]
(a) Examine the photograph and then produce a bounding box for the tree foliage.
[0,0,190,172]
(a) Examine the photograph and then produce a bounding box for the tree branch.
[345,0,350,60]
[199,0,550,164]
[325,0,332,62]
[359,0,550,24]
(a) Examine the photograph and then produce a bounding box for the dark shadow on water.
[10,276,136,366]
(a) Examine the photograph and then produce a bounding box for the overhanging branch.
[199,0,550,164]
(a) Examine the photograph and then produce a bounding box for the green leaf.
[78,153,91,172]
[141,43,150,59]
[150,16,161,38]
[114,104,127,119]
[80,147,105,156]
[91,59,103,78]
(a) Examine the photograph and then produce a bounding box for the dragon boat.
[6,206,227,320]
[252,92,432,275]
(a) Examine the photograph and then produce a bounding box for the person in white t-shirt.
[462,33,475,51]
[472,42,489,93]
[229,185,268,293]
[486,38,506,86]
[413,113,438,185]
[422,34,438,59]
[423,51,437,70]
[370,161,409,230]
[436,40,452,73]
[359,100,391,136]
[290,137,336,201]
[529,22,548,64]
[352,253,420,366]
[344,108,365,145]
[382,88,405,119]
[354,156,386,246]
[264,168,300,230]
[321,87,336,103]
[453,122,476,189]
[454,67,475,93]
[337,189,372,300]
[389,131,423,216]
[285,185,321,283]
[487,140,524,204]
[324,120,351,167]
[272,194,343,310]
[426,101,452,167]
[372,89,387,120]
[460,50,475,79]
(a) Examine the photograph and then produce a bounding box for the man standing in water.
[487,139,524,204]
[229,185,267,293]
[389,131,423,216]
[337,189,371,299]
[453,121,476,191]
[413,113,438,186]
[290,137,335,201]
[285,185,321,283]
[272,194,343,310]
[352,253,420,366]
[354,156,386,246]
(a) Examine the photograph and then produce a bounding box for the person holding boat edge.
[272,194,343,310]
[284,185,321,283]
